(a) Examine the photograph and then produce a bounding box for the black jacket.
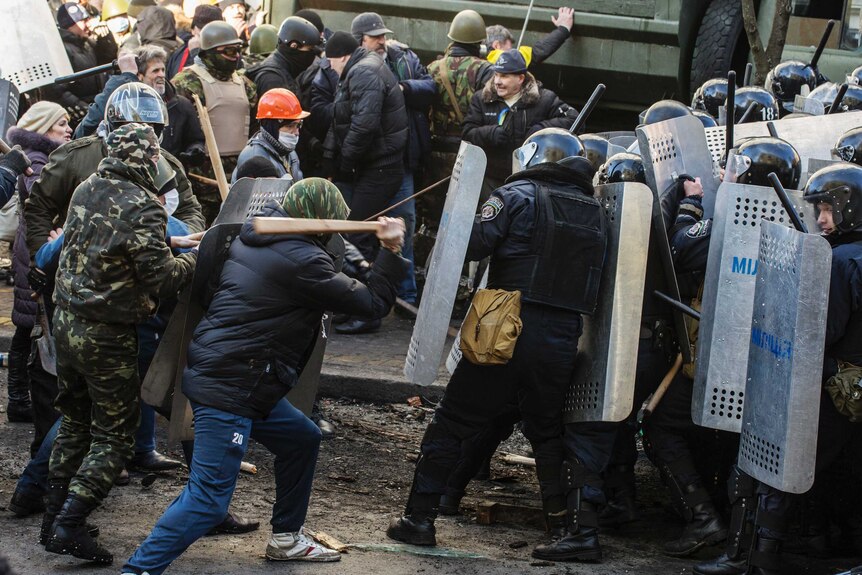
[247,51,302,100]
[462,73,577,178]
[181,202,408,419]
[325,47,408,173]
[823,232,862,377]
[43,29,113,113]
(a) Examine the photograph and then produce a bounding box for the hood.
[96,156,159,195]
[137,6,180,51]
[482,72,540,106]
[6,127,63,157]
[240,200,319,247]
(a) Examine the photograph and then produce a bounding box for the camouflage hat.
[105,122,160,171]
[282,177,349,221]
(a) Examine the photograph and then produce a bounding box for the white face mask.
[278,132,299,151]
[107,17,130,34]
[163,189,180,216]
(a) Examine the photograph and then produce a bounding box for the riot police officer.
[388,128,613,562]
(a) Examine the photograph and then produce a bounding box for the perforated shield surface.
[0,1,73,91]
[563,183,653,423]
[693,183,815,433]
[737,222,830,493]
[214,177,291,224]
[404,142,486,385]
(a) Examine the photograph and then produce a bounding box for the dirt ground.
[1,385,859,575]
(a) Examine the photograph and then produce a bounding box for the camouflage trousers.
[48,308,140,505]
[189,155,238,226]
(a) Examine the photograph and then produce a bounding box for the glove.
[490,124,512,146]
[179,145,207,168]
[28,267,48,295]
[69,103,88,123]
[0,146,31,176]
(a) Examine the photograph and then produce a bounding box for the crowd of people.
[0,0,861,574]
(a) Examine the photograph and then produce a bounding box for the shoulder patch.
[686,219,711,238]
[481,196,504,221]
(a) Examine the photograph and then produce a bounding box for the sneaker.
[265,528,341,562]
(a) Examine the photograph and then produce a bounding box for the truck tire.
[690,0,748,95]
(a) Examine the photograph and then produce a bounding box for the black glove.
[0,146,31,176]
[28,267,48,295]
[68,103,88,123]
[179,145,207,168]
[490,124,512,146]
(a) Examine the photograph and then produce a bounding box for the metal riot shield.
[0,0,73,92]
[693,182,816,433]
[0,80,20,139]
[404,142,486,385]
[737,221,830,493]
[564,182,653,423]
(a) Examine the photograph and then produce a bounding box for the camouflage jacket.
[54,157,197,324]
[172,62,258,109]
[25,135,204,258]
[428,45,493,140]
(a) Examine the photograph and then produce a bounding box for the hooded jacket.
[181,201,407,419]
[136,6,182,55]
[232,129,302,184]
[462,73,578,178]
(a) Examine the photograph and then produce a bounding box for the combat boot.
[531,502,602,562]
[599,464,638,529]
[6,349,32,423]
[693,552,748,575]
[387,493,438,546]
[438,491,463,516]
[40,481,99,546]
[747,536,781,575]
[663,496,727,556]
[8,486,45,517]
[45,495,112,564]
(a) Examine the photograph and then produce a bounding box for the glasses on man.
[216,46,241,58]
[282,120,303,131]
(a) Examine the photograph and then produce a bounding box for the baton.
[643,353,683,418]
[766,121,779,138]
[725,71,736,163]
[653,290,701,321]
[743,63,753,87]
[767,172,807,233]
[828,82,849,114]
[253,217,383,235]
[53,60,119,85]
[364,176,451,221]
[738,101,758,124]
[569,84,606,134]
[516,0,536,49]
[809,19,835,70]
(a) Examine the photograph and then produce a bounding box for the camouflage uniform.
[172,60,258,225]
[48,124,197,504]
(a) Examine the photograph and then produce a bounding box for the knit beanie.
[325,31,358,59]
[16,101,69,135]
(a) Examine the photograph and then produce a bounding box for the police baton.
[737,101,758,124]
[809,19,835,71]
[767,172,807,233]
[653,290,701,321]
[569,84,606,134]
[743,62,753,87]
[53,60,120,85]
[724,71,736,164]
[828,82,849,114]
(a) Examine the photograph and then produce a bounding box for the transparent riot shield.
[0,0,73,91]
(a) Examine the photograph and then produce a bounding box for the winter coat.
[6,128,61,329]
[182,201,407,419]
[246,50,302,100]
[325,47,408,173]
[232,130,303,184]
[462,73,578,179]
[385,44,434,172]
[25,135,205,258]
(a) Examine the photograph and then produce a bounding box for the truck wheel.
[690,0,749,95]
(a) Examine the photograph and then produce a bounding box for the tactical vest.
[429,55,488,139]
[488,180,608,314]
[186,64,249,156]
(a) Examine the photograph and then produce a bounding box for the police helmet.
[691,78,728,118]
[734,136,801,189]
[514,127,584,171]
[803,162,862,233]
[199,21,242,51]
[833,127,862,165]
[448,10,486,44]
[807,81,839,113]
[579,134,612,173]
[278,16,321,47]
[104,82,168,132]
[833,84,862,113]
[732,86,780,123]
[641,99,691,125]
[764,60,817,113]
[692,109,718,128]
[597,152,646,185]
[249,24,278,55]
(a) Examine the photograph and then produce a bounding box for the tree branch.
[741,0,768,84]
[765,0,792,78]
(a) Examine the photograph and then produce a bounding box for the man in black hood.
[248,16,321,99]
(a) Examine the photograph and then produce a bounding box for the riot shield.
[0,80,20,139]
[404,142,486,386]
[692,182,816,434]
[0,0,73,92]
[737,221,830,493]
[563,182,653,423]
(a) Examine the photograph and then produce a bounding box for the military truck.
[264,0,861,127]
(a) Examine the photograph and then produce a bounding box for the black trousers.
[344,164,404,260]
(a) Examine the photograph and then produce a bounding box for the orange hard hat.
[256,88,310,121]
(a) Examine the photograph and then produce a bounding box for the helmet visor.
[805,185,852,228]
[514,141,538,172]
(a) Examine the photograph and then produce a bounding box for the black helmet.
[278,16,321,47]
[832,84,862,113]
[641,99,691,125]
[732,86,780,123]
[833,127,862,165]
[691,78,728,118]
[764,60,817,113]
[733,136,801,189]
[807,81,839,113]
[104,82,168,131]
[514,127,584,170]
[579,134,612,173]
[804,162,862,234]
[692,109,718,128]
[597,152,646,185]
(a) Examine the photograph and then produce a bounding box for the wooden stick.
[502,453,536,467]
[304,528,349,553]
[0,137,10,154]
[254,217,382,235]
[239,461,257,474]
[189,172,219,187]
[643,352,684,417]
[191,94,230,202]
[363,176,451,221]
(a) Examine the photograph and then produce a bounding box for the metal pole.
[516,0,536,49]
[725,70,736,164]
[569,84,606,134]
[653,290,701,320]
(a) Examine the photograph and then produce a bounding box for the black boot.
[40,482,99,546]
[663,497,727,556]
[748,535,782,575]
[45,495,113,564]
[206,511,260,536]
[387,493,439,546]
[531,501,602,562]
[599,464,638,528]
[8,486,45,517]
[438,491,463,516]
[693,552,749,575]
[6,349,32,423]
[693,467,756,575]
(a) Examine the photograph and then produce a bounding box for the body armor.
[186,64,249,155]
